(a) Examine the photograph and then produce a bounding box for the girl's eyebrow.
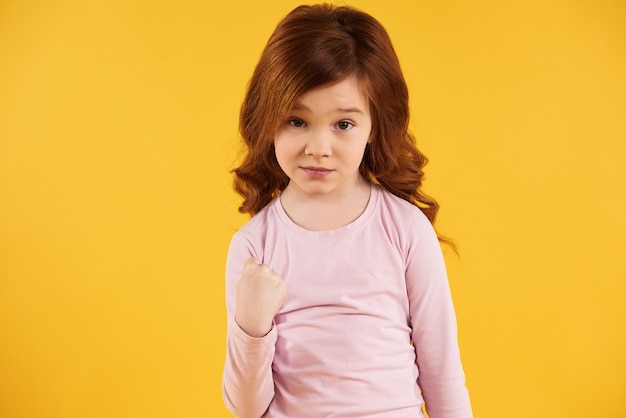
[291,103,365,114]
[336,107,365,114]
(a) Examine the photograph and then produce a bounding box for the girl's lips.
[301,166,333,178]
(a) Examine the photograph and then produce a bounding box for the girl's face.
[274,76,372,199]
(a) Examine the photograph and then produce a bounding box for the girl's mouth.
[301,166,333,178]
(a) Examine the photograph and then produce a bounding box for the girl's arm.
[222,233,278,418]
[405,211,473,418]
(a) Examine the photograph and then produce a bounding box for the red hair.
[234,4,445,232]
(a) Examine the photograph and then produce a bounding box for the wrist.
[235,314,273,338]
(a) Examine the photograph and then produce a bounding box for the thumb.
[244,257,262,269]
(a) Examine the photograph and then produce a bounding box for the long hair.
[233,3,445,231]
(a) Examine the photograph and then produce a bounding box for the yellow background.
[1,0,624,417]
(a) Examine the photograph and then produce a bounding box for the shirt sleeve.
[405,211,473,418]
[222,232,277,418]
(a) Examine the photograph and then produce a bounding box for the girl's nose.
[304,131,332,159]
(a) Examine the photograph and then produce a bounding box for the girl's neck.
[279,178,371,231]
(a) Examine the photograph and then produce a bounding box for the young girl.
[222,4,472,417]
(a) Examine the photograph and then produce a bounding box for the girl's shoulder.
[374,184,439,251]
[227,198,281,263]
[233,197,280,240]
[375,184,431,227]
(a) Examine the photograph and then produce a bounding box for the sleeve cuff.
[229,317,278,346]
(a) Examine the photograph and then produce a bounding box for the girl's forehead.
[293,76,369,106]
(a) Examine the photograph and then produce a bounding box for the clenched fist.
[235,257,287,338]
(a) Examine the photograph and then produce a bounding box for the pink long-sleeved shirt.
[222,184,472,418]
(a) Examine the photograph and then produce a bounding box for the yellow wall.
[1,1,624,417]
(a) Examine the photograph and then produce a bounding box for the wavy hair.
[233,3,446,234]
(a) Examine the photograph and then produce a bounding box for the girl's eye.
[288,118,306,128]
[337,121,354,130]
